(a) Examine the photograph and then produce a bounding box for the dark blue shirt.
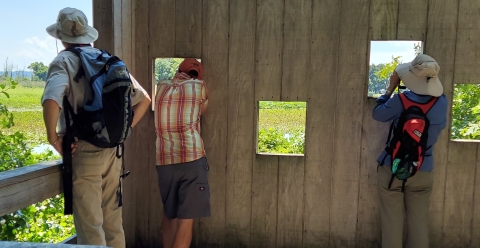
[372,91,448,171]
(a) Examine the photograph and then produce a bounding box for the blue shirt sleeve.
[372,94,404,122]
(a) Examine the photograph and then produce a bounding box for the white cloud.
[1,36,60,70]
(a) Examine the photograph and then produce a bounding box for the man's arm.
[42,99,67,155]
[131,95,151,127]
[372,71,403,122]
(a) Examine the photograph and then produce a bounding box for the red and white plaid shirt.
[154,73,208,165]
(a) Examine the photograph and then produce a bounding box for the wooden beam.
[0,160,62,217]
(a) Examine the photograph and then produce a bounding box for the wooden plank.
[254,0,283,101]
[281,0,311,101]
[277,156,304,247]
[424,0,459,245]
[147,0,176,247]
[369,0,398,40]
[443,141,477,247]
[118,1,137,246]
[129,0,152,246]
[0,241,107,247]
[198,0,229,246]
[472,144,480,247]
[149,0,175,58]
[357,99,389,247]
[0,162,63,217]
[93,0,114,51]
[330,0,370,246]
[113,0,123,58]
[174,0,202,58]
[0,160,61,187]
[251,156,278,247]
[453,0,480,84]
[303,0,341,246]
[249,0,283,246]
[225,0,256,246]
[397,0,428,40]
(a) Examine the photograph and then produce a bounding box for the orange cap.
[178,58,203,80]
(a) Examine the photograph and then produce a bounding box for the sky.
[370,40,421,65]
[0,1,419,71]
[0,1,92,70]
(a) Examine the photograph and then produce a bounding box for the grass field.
[0,81,46,145]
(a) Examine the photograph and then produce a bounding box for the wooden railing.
[0,160,77,245]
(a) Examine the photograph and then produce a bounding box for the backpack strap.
[62,96,75,215]
[398,93,439,114]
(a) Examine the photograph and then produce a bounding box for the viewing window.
[451,84,480,141]
[368,41,423,98]
[257,101,306,156]
[152,57,201,110]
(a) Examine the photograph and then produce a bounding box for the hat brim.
[395,63,443,97]
[46,23,98,44]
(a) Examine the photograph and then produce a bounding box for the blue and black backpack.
[61,46,132,214]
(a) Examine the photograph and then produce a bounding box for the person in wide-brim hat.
[395,54,443,97]
[46,7,98,44]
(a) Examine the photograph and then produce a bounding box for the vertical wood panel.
[356,100,389,247]
[424,0,459,245]
[472,144,480,247]
[251,156,278,247]
[149,0,175,58]
[280,0,311,101]
[369,0,398,40]
[277,156,305,247]
[453,0,480,84]
[199,0,229,246]
[131,0,151,247]
[397,0,428,40]
[303,0,341,246]
[443,142,477,247]
[226,0,256,246]
[117,0,136,246]
[175,0,202,58]
[93,0,114,51]
[147,0,176,247]
[250,0,283,246]
[113,0,123,58]
[330,0,370,246]
[254,0,283,101]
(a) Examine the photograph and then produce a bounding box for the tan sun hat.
[395,54,443,97]
[46,7,98,44]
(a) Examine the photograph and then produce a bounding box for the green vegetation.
[258,102,306,154]
[0,75,74,243]
[451,84,480,140]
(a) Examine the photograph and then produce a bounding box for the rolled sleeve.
[41,61,69,108]
[372,94,403,122]
[130,74,148,106]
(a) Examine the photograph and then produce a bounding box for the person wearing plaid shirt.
[154,58,210,248]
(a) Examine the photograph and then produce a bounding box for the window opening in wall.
[257,101,306,156]
[451,84,480,141]
[152,57,201,110]
[368,41,423,98]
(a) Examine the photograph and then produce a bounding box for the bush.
[0,78,75,243]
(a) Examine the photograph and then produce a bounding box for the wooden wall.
[92,0,480,247]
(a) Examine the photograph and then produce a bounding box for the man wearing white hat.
[41,7,151,248]
[372,54,448,248]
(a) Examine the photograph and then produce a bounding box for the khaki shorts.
[156,157,211,219]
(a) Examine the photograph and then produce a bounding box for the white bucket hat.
[394,54,443,97]
[46,7,98,44]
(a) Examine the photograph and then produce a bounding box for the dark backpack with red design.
[380,93,438,191]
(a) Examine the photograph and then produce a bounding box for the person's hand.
[388,71,401,90]
[50,135,77,157]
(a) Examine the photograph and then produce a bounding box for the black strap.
[401,179,407,193]
[62,96,75,215]
[117,143,130,207]
[388,174,395,189]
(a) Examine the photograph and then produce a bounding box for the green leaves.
[27,62,49,81]
[154,58,183,81]
[451,84,480,140]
